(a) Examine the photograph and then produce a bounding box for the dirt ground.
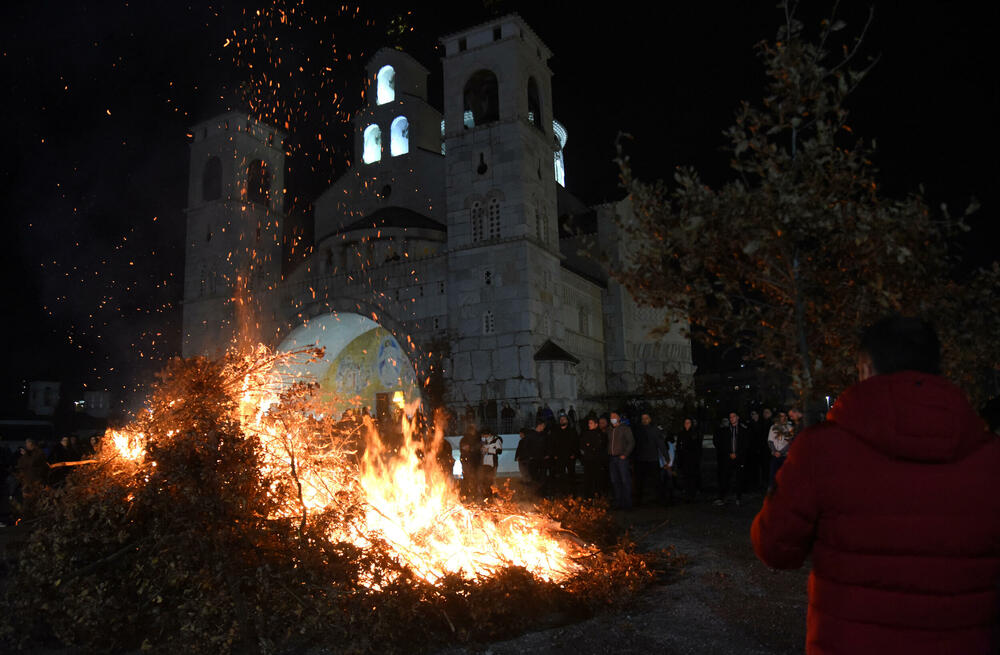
[1,487,811,654]
[442,490,812,655]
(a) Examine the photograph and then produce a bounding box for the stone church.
[181,14,692,427]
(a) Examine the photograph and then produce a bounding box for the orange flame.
[110,346,587,585]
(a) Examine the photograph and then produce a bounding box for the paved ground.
[442,491,811,655]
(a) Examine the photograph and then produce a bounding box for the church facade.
[181,14,692,426]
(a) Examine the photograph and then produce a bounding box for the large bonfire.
[2,348,668,654]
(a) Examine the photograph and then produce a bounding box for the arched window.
[376,65,395,105]
[390,116,409,156]
[463,70,499,127]
[470,200,485,242]
[202,156,221,201]
[527,77,542,131]
[363,124,382,164]
[487,196,501,240]
[246,159,270,206]
[535,198,548,243]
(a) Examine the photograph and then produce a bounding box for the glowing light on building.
[376,65,395,105]
[390,116,409,156]
[553,119,568,187]
[363,124,382,164]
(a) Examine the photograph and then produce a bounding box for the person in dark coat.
[633,412,670,506]
[674,417,701,501]
[712,411,751,506]
[607,412,635,509]
[745,410,765,491]
[458,424,481,498]
[533,419,558,497]
[752,315,1000,654]
[514,427,541,490]
[554,414,579,492]
[578,416,606,498]
[17,438,50,496]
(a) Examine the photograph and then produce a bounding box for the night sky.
[3,2,997,413]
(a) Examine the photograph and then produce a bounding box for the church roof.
[533,340,580,364]
[340,206,446,234]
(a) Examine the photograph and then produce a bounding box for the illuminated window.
[390,116,409,156]
[553,120,568,187]
[246,159,270,206]
[376,65,395,105]
[463,70,499,127]
[527,77,542,131]
[487,196,501,239]
[363,124,382,164]
[202,156,221,201]
[482,310,495,335]
[471,200,484,242]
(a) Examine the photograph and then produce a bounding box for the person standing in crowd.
[745,410,765,491]
[578,416,606,498]
[515,427,540,491]
[555,413,579,493]
[17,438,49,497]
[532,419,556,497]
[458,424,481,498]
[479,428,502,499]
[633,412,671,506]
[753,315,1000,653]
[787,406,803,439]
[675,417,701,502]
[49,436,75,486]
[766,410,794,490]
[713,411,750,506]
[597,414,612,495]
[607,411,635,510]
[755,408,775,491]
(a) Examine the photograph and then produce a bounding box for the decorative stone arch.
[463,69,499,127]
[276,285,431,386]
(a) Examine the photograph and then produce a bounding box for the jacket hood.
[827,371,989,462]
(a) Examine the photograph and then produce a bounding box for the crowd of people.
[1,402,812,524]
[451,403,809,510]
[0,435,101,526]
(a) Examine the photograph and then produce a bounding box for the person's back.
[752,316,1000,654]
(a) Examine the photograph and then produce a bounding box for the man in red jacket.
[751,316,1000,654]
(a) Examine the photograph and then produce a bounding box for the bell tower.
[439,15,565,407]
[182,111,286,357]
